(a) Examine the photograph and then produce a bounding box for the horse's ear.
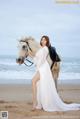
[19,36,27,42]
[16,38,23,43]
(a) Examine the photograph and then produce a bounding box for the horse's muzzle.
[16,57,24,64]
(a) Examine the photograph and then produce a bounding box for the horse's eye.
[22,45,26,49]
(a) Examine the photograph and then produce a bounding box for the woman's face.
[41,37,47,47]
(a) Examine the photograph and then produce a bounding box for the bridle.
[20,40,34,67]
[24,58,34,67]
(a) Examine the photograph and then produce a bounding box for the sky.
[0,0,80,58]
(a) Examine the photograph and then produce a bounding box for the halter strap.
[20,40,32,52]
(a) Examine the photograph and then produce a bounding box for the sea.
[0,55,80,84]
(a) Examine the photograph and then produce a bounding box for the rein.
[24,58,34,67]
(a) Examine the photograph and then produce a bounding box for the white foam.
[59,72,80,80]
[0,70,34,80]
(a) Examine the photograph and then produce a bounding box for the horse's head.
[16,36,40,64]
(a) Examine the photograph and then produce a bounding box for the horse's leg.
[51,62,60,91]
[52,69,58,90]
[32,71,40,110]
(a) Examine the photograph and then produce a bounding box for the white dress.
[33,46,80,112]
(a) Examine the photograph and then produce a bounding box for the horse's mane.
[19,36,41,52]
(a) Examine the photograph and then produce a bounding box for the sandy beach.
[0,80,80,119]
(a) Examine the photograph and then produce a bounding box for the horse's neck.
[29,40,41,57]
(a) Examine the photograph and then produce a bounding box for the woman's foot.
[31,107,42,111]
[31,107,36,111]
[31,104,42,111]
[36,105,43,110]
[31,103,37,111]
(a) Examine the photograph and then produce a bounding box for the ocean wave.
[0,70,34,80]
[59,72,80,80]
[0,62,17,66]
[0,56,80,83]
[0,70,80,81]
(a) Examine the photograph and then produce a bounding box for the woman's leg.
[32,71,40,110]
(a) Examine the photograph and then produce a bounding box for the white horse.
[16,36,60,90]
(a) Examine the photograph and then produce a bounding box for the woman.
[31,35,80,111]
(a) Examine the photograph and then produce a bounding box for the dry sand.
[0,81,80,119]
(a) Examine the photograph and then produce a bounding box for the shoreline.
[0,79,80,84]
